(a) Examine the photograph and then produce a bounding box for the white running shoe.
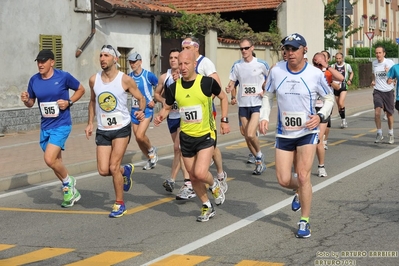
[388,134,394,144]
[176,182,196,200]
[216,171,228,193]
[317,167,327,177]
[375,134,384,143]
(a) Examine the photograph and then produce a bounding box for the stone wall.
[0,101,90,134]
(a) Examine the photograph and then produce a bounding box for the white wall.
[278,0,325,61]
[0,0,156,109]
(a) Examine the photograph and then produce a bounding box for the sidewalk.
[0,88,374,192]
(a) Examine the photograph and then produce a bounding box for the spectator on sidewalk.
[85,45,146,218]
[371,46,395,144]
[128,52,159,170]
[21,49,85,208]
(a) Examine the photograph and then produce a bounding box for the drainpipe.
[75,0,96,58]
[150,16,157,73]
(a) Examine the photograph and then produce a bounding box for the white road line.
[141,145,399,266]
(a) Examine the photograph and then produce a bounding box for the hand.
[347,79,352,85]
[220,122,230,135]
[153,115,164,126]
[21,92,29,103]
[225,86,232,93]
[259,120,269,135]
[305,114,321,129]
[148,100,155,108]
[371,80,376,87]
[231,98,237,105]
[85,124,93,140]
[57,99,69,110]
[135,110,145,122]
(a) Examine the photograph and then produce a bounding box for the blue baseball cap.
[283,33,307,48]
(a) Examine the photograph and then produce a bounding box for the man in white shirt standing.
[371,46,395,144]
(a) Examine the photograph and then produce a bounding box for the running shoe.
[323,140,328,150]
[176,183,196,200]
[340,119,348,128]
[317,167,327,177]
[247,153,256,164]
[383,113,388,120]
[252,155,266,175]
[123,163,134,192]
[162,178,175,192]
[196,204,215,222]
[291,192,301,212]
[210,159,214,166]
[209,179,225,206]
[149,146,158,164]
[388,134,394,144]
[217,171,228,193]
[296,220,311,238]
[61,189,81,208]
[109,203,127,218]
[61,176,78,204]
[375,134,384,143]
[142,159,156,170]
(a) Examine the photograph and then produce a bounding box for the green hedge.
[348,39,399,58]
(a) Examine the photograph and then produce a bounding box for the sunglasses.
[239,46,251,51]
[283,46,300,52]
[313,62,323,68]
[101,44,117,55]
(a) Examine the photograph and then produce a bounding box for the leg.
[132,118,152,158]
[43,144,68,181]
[295,144,317,218]
[275,148,298,189]
[316,123,328,177]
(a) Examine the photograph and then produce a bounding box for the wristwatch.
[317,113,324,122]
[221,117,229,123]
[68,100,74,107]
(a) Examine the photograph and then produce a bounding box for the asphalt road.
[0,109,398,266]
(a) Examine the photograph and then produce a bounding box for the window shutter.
[39,35,63,70]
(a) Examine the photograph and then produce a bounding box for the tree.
[324,0,361,50]
[160,11,281,52]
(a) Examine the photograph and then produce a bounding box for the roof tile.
[98,0,180,16]
[165,0,283,13]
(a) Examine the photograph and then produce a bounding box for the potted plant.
[362,14,367,19]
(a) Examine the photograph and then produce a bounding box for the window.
[118,47,132,74]
[40,35,62,70]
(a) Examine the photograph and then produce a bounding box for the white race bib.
[100,112,123,128]
[40,102,59,118]
[282,111,306,131]
[180,105,202,123]
[131,97,140,108]
[169,101,180,119]
[241,83,262,96]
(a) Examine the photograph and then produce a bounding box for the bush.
[348,39,399,58]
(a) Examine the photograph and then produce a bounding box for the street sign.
[336,0,353,15]
[353,40,364,45]
[338,15,351,28]
[365,32,375,40]
[396,38,399,44]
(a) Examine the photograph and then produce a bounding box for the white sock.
[203,200,212,207]
[62,175,70,184]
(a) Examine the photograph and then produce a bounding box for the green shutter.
[39,35,63,70]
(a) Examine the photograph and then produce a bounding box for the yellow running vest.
[175,75,216,138]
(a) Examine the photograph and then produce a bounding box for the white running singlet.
[93,71,131,130]
[264,61,332,138]
[229,57,269,107]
